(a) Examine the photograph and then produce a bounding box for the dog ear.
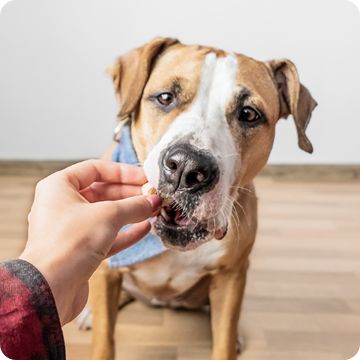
[107,37,179,119]
[267,59,317,153]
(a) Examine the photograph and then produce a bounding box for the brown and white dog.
[88,37,317,360]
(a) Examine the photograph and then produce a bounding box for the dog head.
[108,37,317,250]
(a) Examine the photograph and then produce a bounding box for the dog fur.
[88,38,317,360]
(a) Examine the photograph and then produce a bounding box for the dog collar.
[108,125,166,268]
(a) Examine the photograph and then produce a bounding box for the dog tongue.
[174,210,193,226]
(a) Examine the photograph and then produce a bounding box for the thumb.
[114,194,162,226]
[107,220,151,257]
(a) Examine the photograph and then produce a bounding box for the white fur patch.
[122,238,225,307]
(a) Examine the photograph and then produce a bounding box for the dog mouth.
[153,198,228,250]
[142,183,228,249]
[159,201,194,227]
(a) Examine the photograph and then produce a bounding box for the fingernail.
[146,195,162,212]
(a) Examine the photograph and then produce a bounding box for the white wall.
[0,0,359,163]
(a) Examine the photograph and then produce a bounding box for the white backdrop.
[0,0,359,163]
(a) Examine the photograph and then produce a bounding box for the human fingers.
[59,160,147,190]
[105,194,162,227]
[80,183,142,203]
[107,220,151,257]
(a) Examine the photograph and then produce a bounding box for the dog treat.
[142,182,173,206]
[142,182,157,196]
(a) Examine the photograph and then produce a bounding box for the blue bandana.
[109,125,167,268]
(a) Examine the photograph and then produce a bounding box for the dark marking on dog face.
[154,219,209,249]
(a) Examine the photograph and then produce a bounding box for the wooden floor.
[0,173,359,360]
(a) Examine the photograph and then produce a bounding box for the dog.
[88,37,317,360]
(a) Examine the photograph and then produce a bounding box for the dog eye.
[156,92,174,107]
[239,106,260,123]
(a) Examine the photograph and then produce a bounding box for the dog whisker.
[218,152,239,158]
[232,197,250,229]
[223,194,244,253]
[229,185,256,198]
[229,185,252,192]
[229,202,243,254]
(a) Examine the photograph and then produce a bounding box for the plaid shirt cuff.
[0,259,65,360]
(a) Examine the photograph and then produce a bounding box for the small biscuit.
[142,182,173,206]
[141,182,157,196]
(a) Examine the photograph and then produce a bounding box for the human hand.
[19,159,162,325]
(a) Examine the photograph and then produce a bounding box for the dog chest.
[122,239,226,308]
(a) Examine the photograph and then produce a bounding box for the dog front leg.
[209,266,248,360]
[89,261,121,360]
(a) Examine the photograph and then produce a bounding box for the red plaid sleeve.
[0,260,65,360]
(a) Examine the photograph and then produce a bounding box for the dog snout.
[161,144,219,193]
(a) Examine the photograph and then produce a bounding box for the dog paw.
[236,335,245,354]
[77,307,93,331]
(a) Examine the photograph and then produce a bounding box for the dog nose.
[162,144,219,193]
